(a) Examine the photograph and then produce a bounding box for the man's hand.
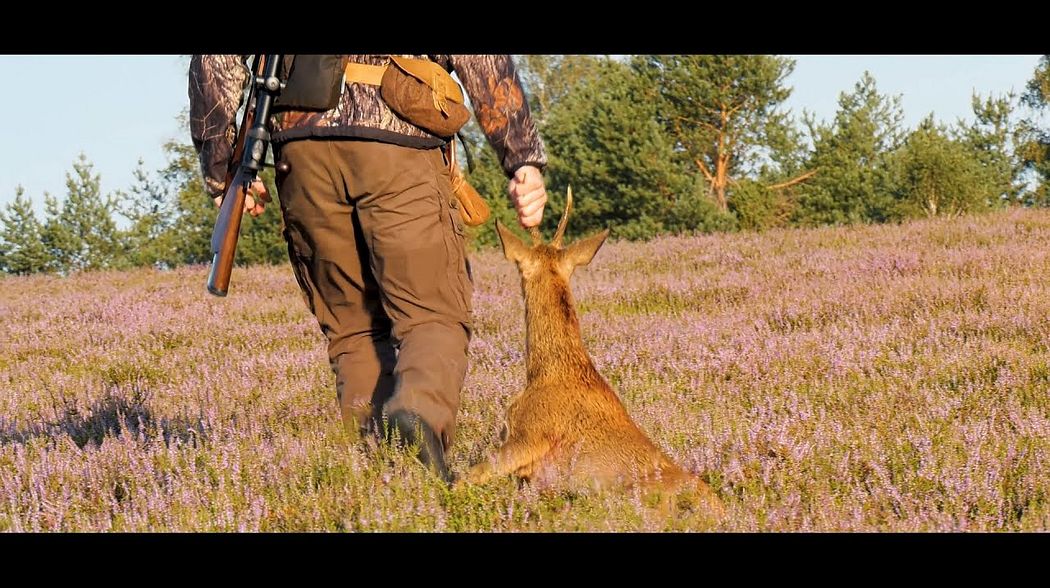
[508,165,547,229]
[213,179,270,217]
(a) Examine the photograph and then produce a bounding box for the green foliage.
[120,159,180,268]
[632,55,802,212]
[795,72,905,227]
[955,93,1021,206]
[39,154,123,274]
[1,137,288,277]
[1018,55,1050,206]
[893,116,1002,219]
[3,56,1039,276]
[516,55,606,128]
[0,187,51,275]
[540,57,731,239]
[163,139,224,266]
[161,137,286,267]
[730,179,795,232]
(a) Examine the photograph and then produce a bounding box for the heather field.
[2,208,1050,532]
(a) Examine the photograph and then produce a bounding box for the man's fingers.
[507,165,546,229]
[251,179,271,203]
[213,180,268,214]
[246,189,267,217]
[515,189,547,210]
[508,178,522,199]
[519,210,543,228]
[518,195,546,228]
[508,166,547,229]
[509,169,539,197]
[520,198,546,219]
[512,180,542,197]
[519,207,543,225]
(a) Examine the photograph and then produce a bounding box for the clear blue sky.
[0,55,1043,215]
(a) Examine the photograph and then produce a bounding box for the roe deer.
[457,188,724,519]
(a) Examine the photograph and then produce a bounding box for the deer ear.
[496,220,529,263]
[563,228,610,268]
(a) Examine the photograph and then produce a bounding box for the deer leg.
[456,437,551,488]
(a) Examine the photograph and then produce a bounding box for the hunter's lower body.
[273,138,473,480]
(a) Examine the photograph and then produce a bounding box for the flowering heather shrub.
[2,208,1050,531]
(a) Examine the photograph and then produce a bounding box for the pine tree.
[632,55,811,214]
[0,187,51,275]
[39,154,122,273]
[1018,55,1050,206]
[795,72,905,226]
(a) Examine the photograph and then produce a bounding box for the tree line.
[3,55,1050,275]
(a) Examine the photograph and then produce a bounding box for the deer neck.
[522,272,595,383]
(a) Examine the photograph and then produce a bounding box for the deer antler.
[551,186,573,248]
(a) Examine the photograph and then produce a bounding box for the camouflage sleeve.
[449,55,548,179]
[188,55,251,197]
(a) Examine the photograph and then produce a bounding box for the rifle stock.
[206,173,249,297]
[206,54,282,297]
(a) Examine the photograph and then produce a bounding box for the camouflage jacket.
[188,54,548,197]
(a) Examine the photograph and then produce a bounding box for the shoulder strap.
[343,62,386,86]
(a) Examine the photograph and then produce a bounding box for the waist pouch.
[344,56,471,139]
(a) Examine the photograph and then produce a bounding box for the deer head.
[495,187,611,281]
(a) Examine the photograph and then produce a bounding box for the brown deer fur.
[457,189,724,518]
